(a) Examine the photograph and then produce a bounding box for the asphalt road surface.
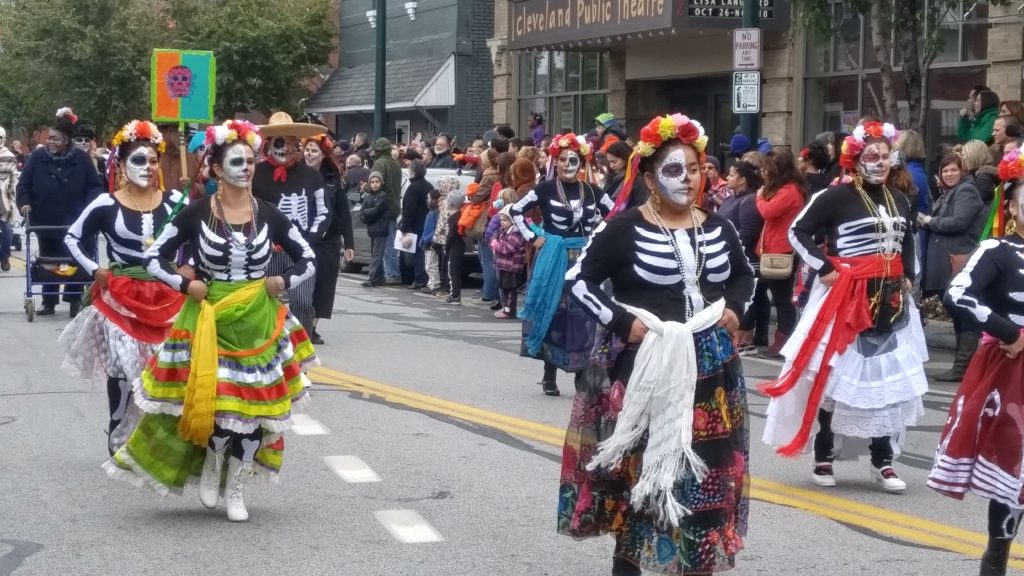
[1,260,1021,576]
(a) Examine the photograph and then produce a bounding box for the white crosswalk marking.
[291,413,329,435]
[323,455,382,483]
[374,510,444,543]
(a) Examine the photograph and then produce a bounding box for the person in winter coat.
[0,137,18,271]
[303,135,354,345]
[594,113,626,154]
[491,205,528,319]
[370,138,403,284]
[433,177,462,296]
[920,153,986,381]
[360,172,391,288]
[755,147,806,358]
[16,107,104,317]
[400,160,433,288]
[419,190,442,293]
[720,160,767,355]
[427,134,460,169]
[895,130,933,260]
[959,89,1000,144]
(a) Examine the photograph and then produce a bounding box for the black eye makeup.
[128,154,149,167]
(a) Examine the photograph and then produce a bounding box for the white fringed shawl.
[586,298,725,528]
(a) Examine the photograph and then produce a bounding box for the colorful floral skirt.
[558,326,749,575]
[928,338,1024,508]
[520,249,595,372]
[103,280,317,496]
[59,267,184,386]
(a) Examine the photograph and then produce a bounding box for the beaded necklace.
[645,200,708,319]
[214,193,259,251]
[555,177,586,230]
[854,178,902,321]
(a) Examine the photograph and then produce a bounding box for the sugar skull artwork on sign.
[166,65,193,98]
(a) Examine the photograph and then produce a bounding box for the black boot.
[980,537,1012,576]
[612,557,641,576]
[539,364,559,396]
[936,331,980,382]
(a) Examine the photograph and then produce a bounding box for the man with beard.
[428,134,459,169]
[253,112,332,335]
[16,107,104,317]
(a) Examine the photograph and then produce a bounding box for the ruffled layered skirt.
[103,280,317,495]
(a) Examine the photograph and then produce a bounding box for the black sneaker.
[489,302,502,311]
[311,331,325,345]
[37,305,56,316]
[444,296,462,306]
[542,380,560,396]
[0,258,9,272]
[361,281,378,288]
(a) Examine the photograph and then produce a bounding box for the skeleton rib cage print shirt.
[145,197,316,293]
[65,190,186,276]
[509,178,614,241]
[566,207,755,342]
[252,162,331,241]
[947,234,1024,344]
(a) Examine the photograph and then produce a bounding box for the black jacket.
[717,189,763,266]
[360,190,392,238]
[320,165,354,249]
[400,175,432,235]
[16,147,104,235]
[428,151,459,170]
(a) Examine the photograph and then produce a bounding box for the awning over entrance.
[306,54,455,114]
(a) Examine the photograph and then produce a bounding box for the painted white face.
[221,144,255,187]
[656,147,701,206]
[0,127,7,148]
[557,150,580,181]
[303,142,324,168]
[270,136,296,164]
[857,142,891,185]
[125,146,158,188]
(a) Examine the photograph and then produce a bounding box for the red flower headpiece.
[998,148,1024,181]
[839,120,899,170]
[56,106,78,125]
[547,133,591,161]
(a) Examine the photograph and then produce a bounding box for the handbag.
[758,230,794,280]
[464,206,489,239]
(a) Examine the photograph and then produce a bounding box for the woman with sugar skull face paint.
[104,120,318,523]
[60,120,188,456]
[762,121,926,494]
[509,133,614,397]
[560,114,755,576]
[928,160,1024,576]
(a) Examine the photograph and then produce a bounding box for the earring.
[215,177,223,196]
[117,170,127,192]
[853,172,863,190]
[1006,218,1017,236]
[649,191,662,214]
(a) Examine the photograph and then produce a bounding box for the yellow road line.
[310,365,1022,563]
[9,255,25,271]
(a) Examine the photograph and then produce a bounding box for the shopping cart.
[23,223,94,321]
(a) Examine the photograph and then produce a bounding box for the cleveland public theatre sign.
[508,0,790,49]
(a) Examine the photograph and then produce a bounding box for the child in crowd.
[359,172,391,288]
[419,189,442,294]
[433,176,462,296]
[490,205,528,319]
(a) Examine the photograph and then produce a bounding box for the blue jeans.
[478,239,499,301]
[384,219,400,281]
[0,220,12,260]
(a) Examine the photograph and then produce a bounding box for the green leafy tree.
[792,0,1005,132]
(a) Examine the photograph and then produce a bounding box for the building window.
[518,50,609,139]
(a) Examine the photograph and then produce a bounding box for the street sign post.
[732,71,761,114]
[733,28,761,70]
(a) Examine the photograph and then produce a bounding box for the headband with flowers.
[609,113,709,217]
[998,148,1024,182]
[111,120,167,155]
[56,107,79,125]
[301,133,335,150]
[838,121,899,170]
[547,132,591,160]
[204,119,263,152]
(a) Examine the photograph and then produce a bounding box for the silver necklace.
[646,200,708,318]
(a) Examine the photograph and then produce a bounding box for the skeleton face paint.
[0,127,7,148]
[857,142,891,185]
[270,136,296,165]
[303,142,324,168]
[221,144,255,188]
[655,147,700,206]
[125,147,158,188]
[557,150,580,182]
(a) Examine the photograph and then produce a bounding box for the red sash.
[761,254,904,456]
[92,276,186,344]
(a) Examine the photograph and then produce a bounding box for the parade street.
[1,259,1021,576]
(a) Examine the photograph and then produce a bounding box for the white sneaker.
[870,464,907,492]
[811,462,837,487]
[225,456,253,522]
[198,447,226,509]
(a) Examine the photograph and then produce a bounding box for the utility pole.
[373,0,387,139]
[740,0,760,144]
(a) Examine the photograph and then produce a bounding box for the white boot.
[198,446,227,509]
[870,463,907,492]
[225,456,253,522]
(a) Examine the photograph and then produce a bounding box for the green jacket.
[370,152,403,216]
[957,106,997,144]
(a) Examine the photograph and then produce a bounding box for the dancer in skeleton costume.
[510,133,613,396]
[252,112,330,336]
[104,120,317,523]
[762,120,927,492]
[559,114,754,576]
[928,152,1024,576]
[59,120,187,455]
[0,126,18,272]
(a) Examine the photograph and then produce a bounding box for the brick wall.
[452,0,496,142]
[491,1,512,126]
[762,32,795,147]
[987,3,1024,102]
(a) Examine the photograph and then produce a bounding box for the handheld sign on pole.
[151,49,216,187]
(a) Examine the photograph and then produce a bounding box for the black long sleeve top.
[509,178,613,241]
[946,235,1024,344]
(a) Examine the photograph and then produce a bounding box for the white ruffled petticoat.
[762,280,929,456]
[59,306,157,388]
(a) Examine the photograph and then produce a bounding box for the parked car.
[345,167,481,275]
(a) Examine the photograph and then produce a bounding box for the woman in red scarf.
[761,120,927,492]
[60,120,188,455]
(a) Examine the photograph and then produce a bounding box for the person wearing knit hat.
[594,112,626,154]
[359,170,392,287]
[369,137,403,284]
[730,133,752,157]
[16,106,105,317]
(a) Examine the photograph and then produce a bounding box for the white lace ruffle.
[59,306,157,387]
